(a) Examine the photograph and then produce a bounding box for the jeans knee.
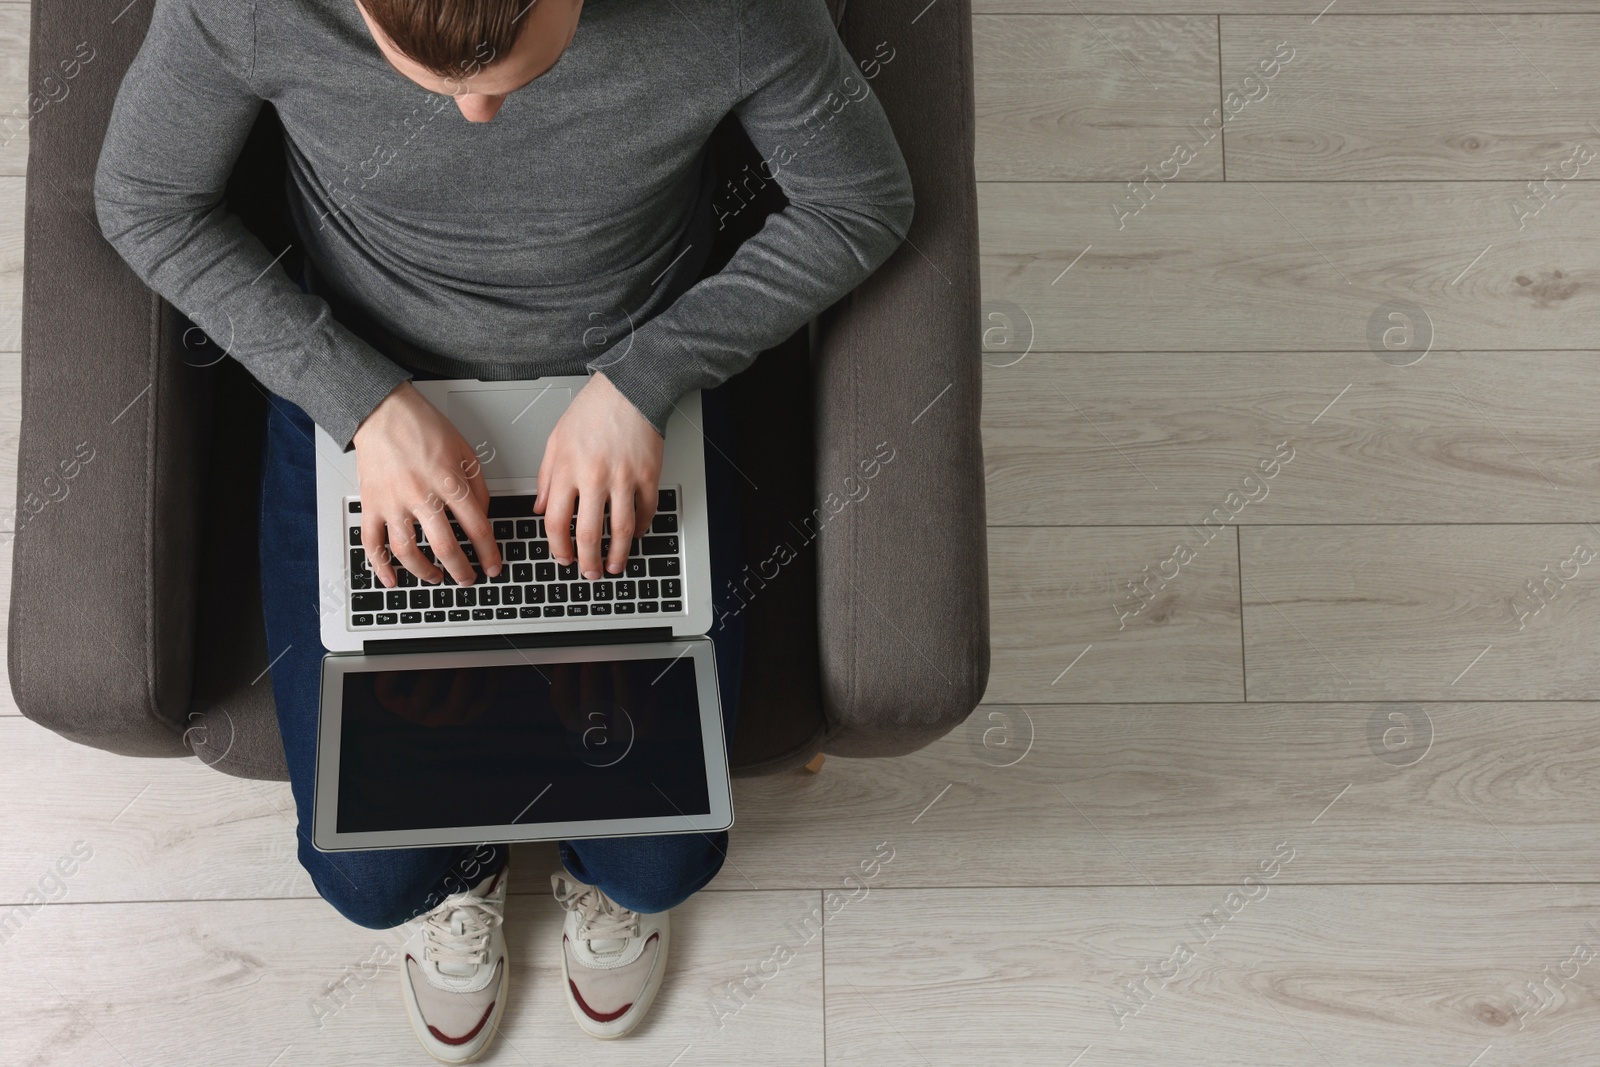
[301,849,420,931]
[566,831,728,914]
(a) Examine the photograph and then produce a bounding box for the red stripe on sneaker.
[427,1001,496,1046]
[569,981,632,1022]
[566,932,659,1023]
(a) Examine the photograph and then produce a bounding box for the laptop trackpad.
[447,386,573,481]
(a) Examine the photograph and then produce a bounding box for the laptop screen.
[334,656,710,833]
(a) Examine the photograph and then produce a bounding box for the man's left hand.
[535,371,664,580]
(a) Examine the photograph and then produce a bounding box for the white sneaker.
[399,860,510,1064]
[551,870,671,1039]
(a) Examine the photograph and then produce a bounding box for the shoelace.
[551,873,640,951]
[422,894,504,975]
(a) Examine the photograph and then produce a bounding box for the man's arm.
[92,0,412,450]
[586,0,916,434]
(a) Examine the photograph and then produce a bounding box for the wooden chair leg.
[802,752,826,774]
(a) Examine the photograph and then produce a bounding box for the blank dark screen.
[336,657,710,834]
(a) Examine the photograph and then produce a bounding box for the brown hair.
[359,0,537,79]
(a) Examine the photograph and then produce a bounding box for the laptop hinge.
[361,626,677,656]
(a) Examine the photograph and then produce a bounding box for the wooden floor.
[5,2,1600,1064]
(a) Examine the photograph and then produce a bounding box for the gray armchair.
[10,0,988,780]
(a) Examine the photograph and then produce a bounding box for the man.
[94,0,912,1059]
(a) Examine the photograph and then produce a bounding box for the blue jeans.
[257,382,746,928]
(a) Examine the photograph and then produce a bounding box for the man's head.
[356,0,584,123]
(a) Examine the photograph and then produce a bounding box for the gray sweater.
[93,0,914,448]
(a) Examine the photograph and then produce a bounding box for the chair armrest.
[812,0,989,758]
[8,2,202,756]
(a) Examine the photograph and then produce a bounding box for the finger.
[544,481,577,566]
[575,483,607,581]
[361,514,396,588]
[419,508,475,586]
[453,491,502,579]
[605,488,635,577]
[388,517,440,585]
[636,480,659,536]
[455,449,500,576]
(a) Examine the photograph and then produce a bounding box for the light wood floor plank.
[0,891,824,1066]
[1223,15,1600,180]
[1241,524,1600,700]
[983,351,1600,525]
[984,526,1243,705]
[0,5,25,178]
[824,885,1600,1065]
[982,180,1600,352]
[711,699,1600,889]
[976,16,1223,181]
[0,176,19,349]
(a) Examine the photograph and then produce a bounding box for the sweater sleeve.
[588,0,915,434]
[93,0,412,449]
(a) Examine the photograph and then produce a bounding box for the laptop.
[307,376,734,852]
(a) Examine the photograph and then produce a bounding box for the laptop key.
[568,604,589,616]
[570,583,591,602]
[410,590,430,609]
[397,569,417,588]
[591,603,612,615]
[658,489,676,511]
[503,586,522,605]
[625,559,647,578]
[490,568,510,584]
[661,600,683,612]
[548,584,568,603]
[448,609,469,622]
[352,592,383,611]
[496,607,517,620]
[479,587,499,606]
[519,606,540,619]
[493,520,514,540]
[530,541,549,560]
[352,614,374,626]
[615,602,636,614]
[651,513,678,534]
[349,501,362,514]
[456,588,477,607]
[433,589,453,608]
[349,526,362,546]
[544,605,565,617]
[615,580,635,600]
[504,541,526,561]
[516,519,537,539]
[639,601,660,613]
[386,591,406,610]
[535,562,556,583]
[639,580,658,599]
[401,611,422,624]
[513,563,533,583]
[472,609,493,621]
[662,578,682,598]
[642,535,678,555]
[594,581,613,600]
[523,584,545,604]
[425,610,446,623]
[376,613,397,626]
[649,557,681,577]
[557,561,578,582]
[351,572,372,589]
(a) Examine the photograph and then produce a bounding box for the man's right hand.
[351,380,504,588]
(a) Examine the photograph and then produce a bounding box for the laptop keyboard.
[345,489,686,629]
